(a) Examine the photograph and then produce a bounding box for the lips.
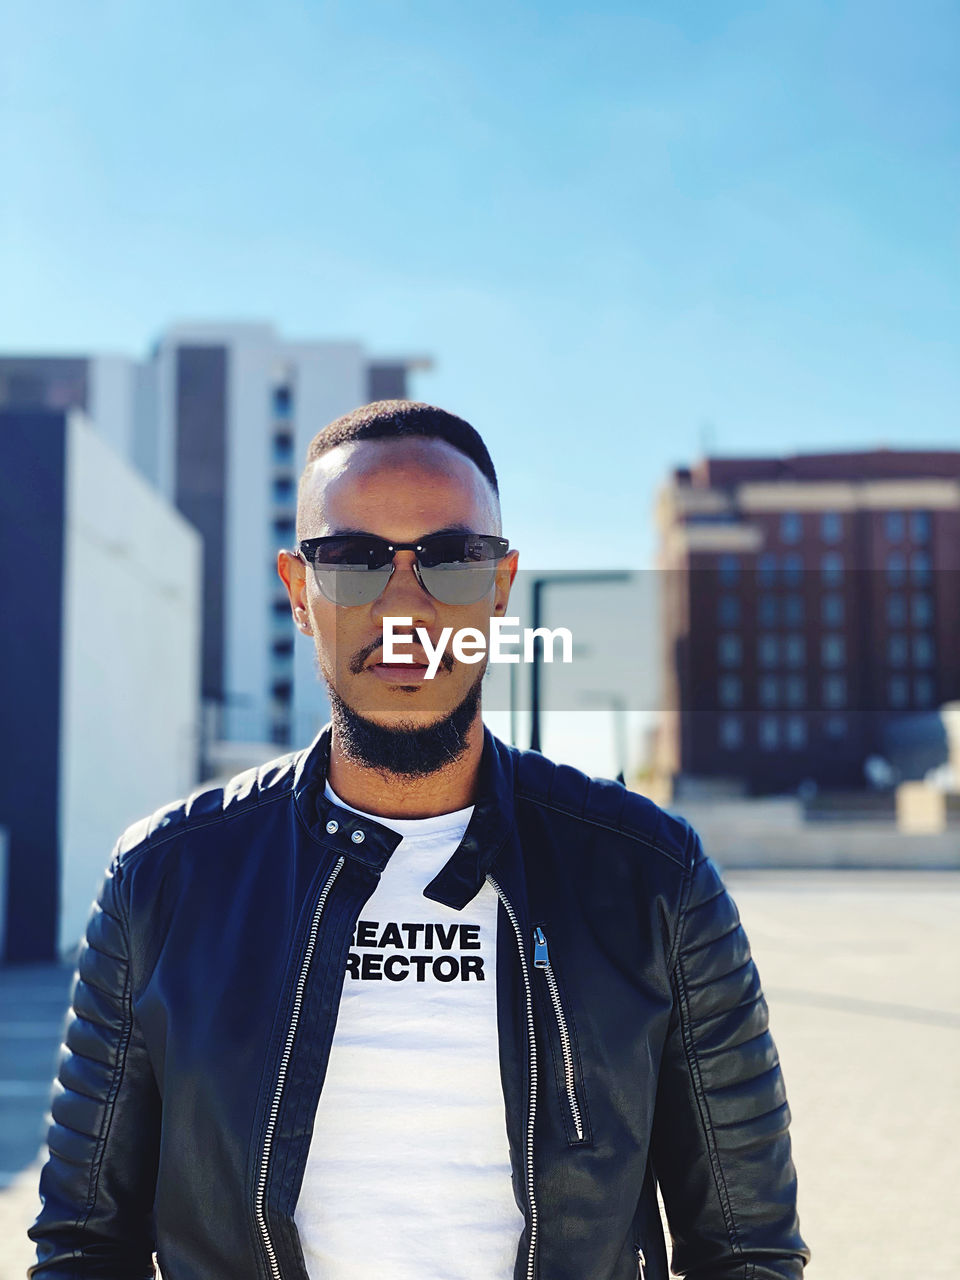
[367,654,430,670]
[368,660,434,685]
[365,646,433,672]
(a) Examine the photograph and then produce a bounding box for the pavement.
[1,868,958,1279]
[0,963,73,1279]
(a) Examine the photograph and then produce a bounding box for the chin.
[352,701,460,734]
[327,677,482,776]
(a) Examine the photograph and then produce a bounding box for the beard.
[327,669,484,777]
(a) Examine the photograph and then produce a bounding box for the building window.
[784,634,806,667]
[273,476,294,503]
[758,635,780,668]
[825,714,848,738]
[758,595,778,626]
[271,679,293,703]
[756,553,777,587]
[822,674,847,707]
[888,675,909,708]
[910,551,931,585]
[884,511,905,542]
[759,716,780,750]
[821,635,845,668]
[273,431,294,463]
[886,595,906,626]
[913,634,934,668]
[785,675,806,707]
[273,516,296,540]
[911,594,933,627]
[719,716,743,749]
[717,595,741,626]
[821,594,844,626]
[272,720,291,746]
[821,552,843,586]
[780,512,802,544]
[272,385,292,419]
[718,675,742,707]
[910,511,931,543]
[783,553,803,586]
[272,638,294,658]
[887,634,908,667]
[821,511,843,543]
[886,552,906,586]
[915,675,935,707]
[718,554,740,585]
[785,716,807,749]
[273,598,291,617]
[718,634,742,667]
[783,594,805,626]
[759,676,779,707]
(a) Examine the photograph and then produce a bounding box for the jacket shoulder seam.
[512,787,688,869]
[117,784,293,873]
[665,831,700,976]
[509,745,693,869]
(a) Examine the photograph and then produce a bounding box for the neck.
[327,712,485,819]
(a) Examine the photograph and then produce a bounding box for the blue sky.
[2,0,958,569]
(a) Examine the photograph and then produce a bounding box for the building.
[0,408,202,961]
[655,449,960,795]
[0,353,149,465]
[1,326,433,761]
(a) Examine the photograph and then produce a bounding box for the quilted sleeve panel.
[28,853,161,1278]
[650,838,811,1279]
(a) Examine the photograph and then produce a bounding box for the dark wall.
[175,346,227,703]
[0,410,66,961]
[366,363,408,403]
[0,357,88,413]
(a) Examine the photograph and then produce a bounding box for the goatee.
[327,674,483,777]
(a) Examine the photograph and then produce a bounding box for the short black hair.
[300,399,499,499]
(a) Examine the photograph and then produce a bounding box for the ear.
[493,548,519,616]
[277,549,313,635]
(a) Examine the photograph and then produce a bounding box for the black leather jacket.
[30,725,809,1279]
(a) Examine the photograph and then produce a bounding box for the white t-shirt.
[293,781,525,1280]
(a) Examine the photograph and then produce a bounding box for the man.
[30,400,809,1279]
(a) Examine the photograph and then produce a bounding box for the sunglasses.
[296,532,510,606]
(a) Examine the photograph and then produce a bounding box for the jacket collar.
[292,721,518,910]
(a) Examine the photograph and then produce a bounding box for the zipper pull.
[533,925,549,968]
[636,1245,646,1279]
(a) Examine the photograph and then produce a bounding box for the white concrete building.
[1,328,433,765]
[0,406,202,959]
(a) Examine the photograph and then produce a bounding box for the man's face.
[277,436,518,733]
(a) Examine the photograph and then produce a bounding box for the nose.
[370,548,438,631]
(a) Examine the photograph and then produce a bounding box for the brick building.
[655,450,960,795]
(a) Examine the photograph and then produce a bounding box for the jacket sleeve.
[649,834,810,1279]
[28,850,161,1278]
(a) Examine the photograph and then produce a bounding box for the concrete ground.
[1,869,957,1278]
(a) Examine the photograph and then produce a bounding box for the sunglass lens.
[418,562,498,605]
[313,565,393,606]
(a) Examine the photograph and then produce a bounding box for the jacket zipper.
[636,1244,646,1278]
[487,874,538,1280]
[532,926,584,1143]
[254,856,345,1280]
